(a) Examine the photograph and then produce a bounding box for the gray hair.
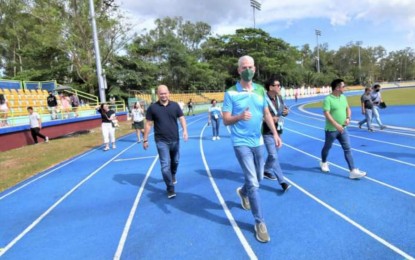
[238,55,255,67]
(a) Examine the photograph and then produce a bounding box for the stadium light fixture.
[315,29,321,73]
[250,0,261,29]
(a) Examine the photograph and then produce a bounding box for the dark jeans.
[156,140,180,192]
[321,128,355,171]
[30,127,47,143]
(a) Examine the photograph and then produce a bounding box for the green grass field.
[304,87,415,108]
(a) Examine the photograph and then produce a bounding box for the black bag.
[379,102,387,109]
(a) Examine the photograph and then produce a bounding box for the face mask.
[241,69,255,82]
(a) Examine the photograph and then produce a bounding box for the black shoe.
[281,183,292,192]
[167,190,176,199]
[264,172,277,180]
[172,175,177,185]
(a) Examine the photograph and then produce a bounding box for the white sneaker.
[212,136,217,141]
[349,169,366,179]
[45,137,49,143]
[320,161,330,172]
[216,136,220,140]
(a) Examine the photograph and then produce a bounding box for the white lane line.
[0,148,97,200]
[284,143,415,198]
[0,132,138,200]
[0,142,137,257]
[285,117,415,149]
[114,156,157,162]
[285,128,415,168]
[199,124,258,260]
[285,177,415,260]
[113,155,159,260]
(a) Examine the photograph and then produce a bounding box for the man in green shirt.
[320,79,366,179]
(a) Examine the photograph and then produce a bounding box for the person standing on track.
[207,99,223,140]
[262,78,291,192]
[143,85,188,199]
[358,87,375,132]
[223,55,282,243]
[320,79,366,179]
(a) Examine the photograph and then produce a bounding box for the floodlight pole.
[250,0,261,29]
[315,29,321,73]
[89,0,106,103]
[356,41,363,85]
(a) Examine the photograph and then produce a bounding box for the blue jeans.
[263,134,286,184]
[358,109,373,130]
[156,140,180,192]
[233,145,264,224]
[211,118,220,137]
[321,128,355,171]
[372,106,384,127]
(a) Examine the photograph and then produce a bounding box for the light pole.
[356,41,363,85]
[250,0,261,29]
[88,0,106,103]
[315,29,321,73]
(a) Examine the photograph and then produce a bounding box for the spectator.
[320,79,366,179]
[370,84,386,130]
[109,95,116,111]
[222,55,281,243]
[0,94,9,127]
[187,98,194,116]
[27,106,49,144]
[358,87,374,132]
[46,91,58,120]
[143,85,188,199]
[208,99,223,140]
[262,78,291,192]
[96,103,117,151]
[59,93,71,119]
[70,93,80,117]
[131,102,145,143]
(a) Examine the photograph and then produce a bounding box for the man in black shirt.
[143,85,188,199]
[46,91,58,120]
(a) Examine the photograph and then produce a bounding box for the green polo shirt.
[323,94,349,131]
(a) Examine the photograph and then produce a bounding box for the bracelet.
[143,140,148,143]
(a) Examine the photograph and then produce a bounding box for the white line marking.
[0,148,97,200]
[199,124,257,260]
[114,156,158,162]
[285,177,415,260]
[283,143,415,198]
[114,155,159,260]
[285,128,415,168]
[0,143,137,257]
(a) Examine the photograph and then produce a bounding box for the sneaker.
[104,147,110,151]
[320,161,330,172]
[45,137,49,143]
[167,190,176,199]
[212,136,217,141]
[112,144,116,149]
[254,222,270,243]
[349,169,367,179]
[172,175,177,185]
[380,125,386,130]
[264,172,277,180]
[281,182,292,192]
[236,187,250,210]
[358,123,362,129]
[368,128,374,132]
[216,136,220,140]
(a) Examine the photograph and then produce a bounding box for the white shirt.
[131,108,144,122]
[29,112,41,128]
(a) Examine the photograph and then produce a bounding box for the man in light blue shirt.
[222,55,281,243]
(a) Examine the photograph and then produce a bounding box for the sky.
[116,0,415,53]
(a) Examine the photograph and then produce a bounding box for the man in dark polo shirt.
[143,85,188,199]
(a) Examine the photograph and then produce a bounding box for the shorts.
[132,121,144,129]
